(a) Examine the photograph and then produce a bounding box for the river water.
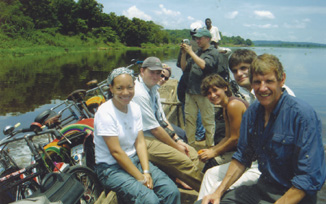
[0,47,325,202]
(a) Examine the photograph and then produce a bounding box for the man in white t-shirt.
[205,18,221,48]
[133,56,203,191]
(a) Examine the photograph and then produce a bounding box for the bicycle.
[33,95,96,170]
[0,123,60,202]
[1,122,102,203]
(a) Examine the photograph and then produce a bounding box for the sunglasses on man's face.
[161,74,169,81]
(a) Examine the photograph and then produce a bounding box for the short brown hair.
[229,49,257,70]
[201,74,232,97]
[249,54,285,83]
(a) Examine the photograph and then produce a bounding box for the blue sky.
[96,0,326,44]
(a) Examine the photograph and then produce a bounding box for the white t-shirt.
[209,26,221,43]
[94,100,143,165]
[132,77,167,138]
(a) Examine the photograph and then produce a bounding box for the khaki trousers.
[184,93,215,147]
[145,137,203,191]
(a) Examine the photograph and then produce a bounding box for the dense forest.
[0,0,252,50]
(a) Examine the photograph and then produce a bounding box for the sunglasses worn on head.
[161,74,169,81]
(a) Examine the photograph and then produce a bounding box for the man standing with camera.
[180,28,219,147]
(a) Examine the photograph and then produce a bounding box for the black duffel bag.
[28,172,84,204]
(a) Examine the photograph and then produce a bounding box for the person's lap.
[145,137,203,191]
[198,161,261,200]
[95,155,180,204]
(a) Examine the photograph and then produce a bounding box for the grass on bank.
[0,30,180,58]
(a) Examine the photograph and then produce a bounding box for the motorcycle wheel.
[64,165,102,204]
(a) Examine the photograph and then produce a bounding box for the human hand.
[180,43,192,54]
[202,193,221,204]
[143,173,153,189]
[177,140,190,156]
[175,143,188,155]
[198,148,215,162]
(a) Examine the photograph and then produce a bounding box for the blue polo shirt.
[233,90,326,195]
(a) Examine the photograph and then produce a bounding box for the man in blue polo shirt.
[199,54,326,204]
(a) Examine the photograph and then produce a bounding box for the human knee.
[162,185,181,203]
[138,192,160,204]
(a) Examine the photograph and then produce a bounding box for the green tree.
[20,0,58,29]
[232,36,245,45]
[124,18,150,46]
[76,18,88,34]
[75,0,104,32]
[0,0,34,36]
[51,0,77,34]
[91,27,116,43]
[115,15,132,44]
[245,39,253,46]
[147,21,164,45]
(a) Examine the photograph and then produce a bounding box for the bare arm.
[213,101,245,154]
[274,187,306,204]
[202,159,246,204]
[150,126,188,155]
[181,43,206,69]
[165,120,190,156]
[135,130,153,189]
[199,101,246,162]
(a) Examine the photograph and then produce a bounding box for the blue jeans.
[95,155,180,204]
[195,110,206,140]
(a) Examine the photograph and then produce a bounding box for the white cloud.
[122,5,152,21]
[151,4,183,29]
[155,4,181,16]
[188,16,194,21]
[244,23,278,28]
[283,19,310,29]
[225,11,239,19]
[254,10,275,19]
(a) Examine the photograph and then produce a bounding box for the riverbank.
[0,30,178,58]
[0,43,178,58]
[0,30,247,58]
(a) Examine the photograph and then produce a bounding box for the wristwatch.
[143,170,150,174]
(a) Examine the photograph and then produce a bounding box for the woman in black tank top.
[198,74,249,172]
